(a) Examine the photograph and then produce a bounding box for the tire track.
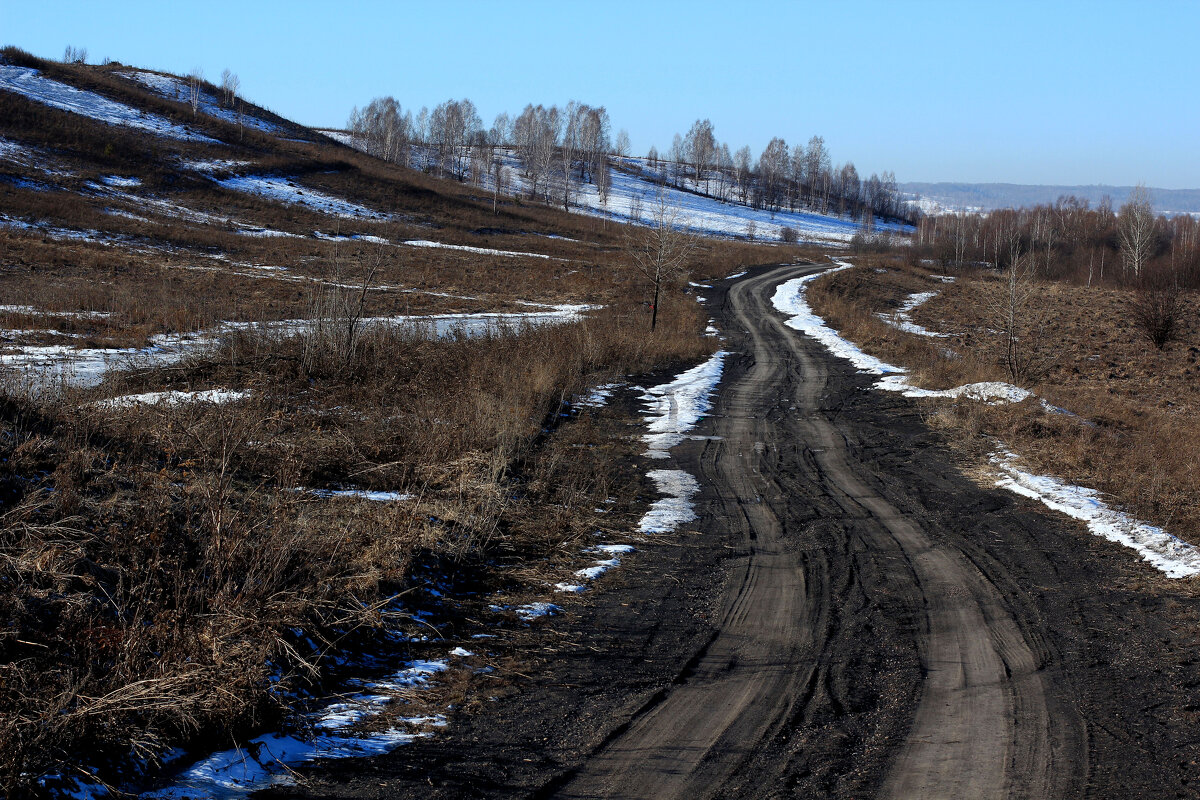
[547,264,1084,799]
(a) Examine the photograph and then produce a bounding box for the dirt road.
[271,264,1200,799]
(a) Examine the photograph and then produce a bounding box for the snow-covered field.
[119,70,285,134]
[770,260,1200,578]
[0,65,218,143]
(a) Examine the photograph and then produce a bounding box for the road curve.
[549,263,1084,800]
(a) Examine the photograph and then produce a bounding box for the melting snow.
[119,70,284,134]
[401,240,553,259]
[992,450,1200,578]
[772,261,1200,578]
[150,662,449,798]
[215,175,390,220]
[878,291,953,338]
[92,389,249,409]
[577,382,621,409]
[0,65,218,143]
[639,470,701,533]
[305,488,412,502]
[515,602,560,621]
[640,351,727,458]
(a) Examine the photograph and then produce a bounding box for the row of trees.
[648,120,910,223]
[917,187,1199,350]
[345,96,914,225]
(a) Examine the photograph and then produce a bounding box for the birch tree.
[1118,184,1157,280]
[188,68,204,117]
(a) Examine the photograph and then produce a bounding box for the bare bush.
[1131,269,1186,349]
[780,226,798,244]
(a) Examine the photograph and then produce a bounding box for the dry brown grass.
[0,270,715,792]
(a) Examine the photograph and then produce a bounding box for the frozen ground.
[770,261,1200,578]
[0,65,218,143]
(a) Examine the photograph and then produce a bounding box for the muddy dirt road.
[271,264,1200,799]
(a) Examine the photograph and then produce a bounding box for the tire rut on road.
[547,264,1085,799]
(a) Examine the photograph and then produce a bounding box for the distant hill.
[900,182,1200,216]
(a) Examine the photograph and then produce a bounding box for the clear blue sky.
[4,0,1198,188]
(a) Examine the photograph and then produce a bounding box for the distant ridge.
[900,182,1200,215]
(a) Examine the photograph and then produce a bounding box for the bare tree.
[986,253,1054,385]
[615,128,631,158]
[219,69,240,108]
[63,45,88,64]
[627,189,694,332]
[1118,184,1157,281]
[188,68,204,117]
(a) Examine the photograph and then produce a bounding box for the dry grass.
[0,264,717,792]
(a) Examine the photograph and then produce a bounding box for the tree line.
[915,186,1200,291]
[344,96,916,228]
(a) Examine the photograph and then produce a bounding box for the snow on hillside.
[316,129,360,147]
[0,65,218,143]
[119,70,285,134]
[577,162,907,243]
[491,152,908,244]
[214,174,392,220]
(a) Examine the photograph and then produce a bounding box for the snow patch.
[92,389,249,409]
[515,602,560,621]
[216,175,390,220]
[0,65,218,143]
[401,240,553,259]
[991,450,1200,578]
[120,70,284,134]
[305,488,412,502]
[877,291,953,338]
[640,351,727,458]
[639,470,700,534]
